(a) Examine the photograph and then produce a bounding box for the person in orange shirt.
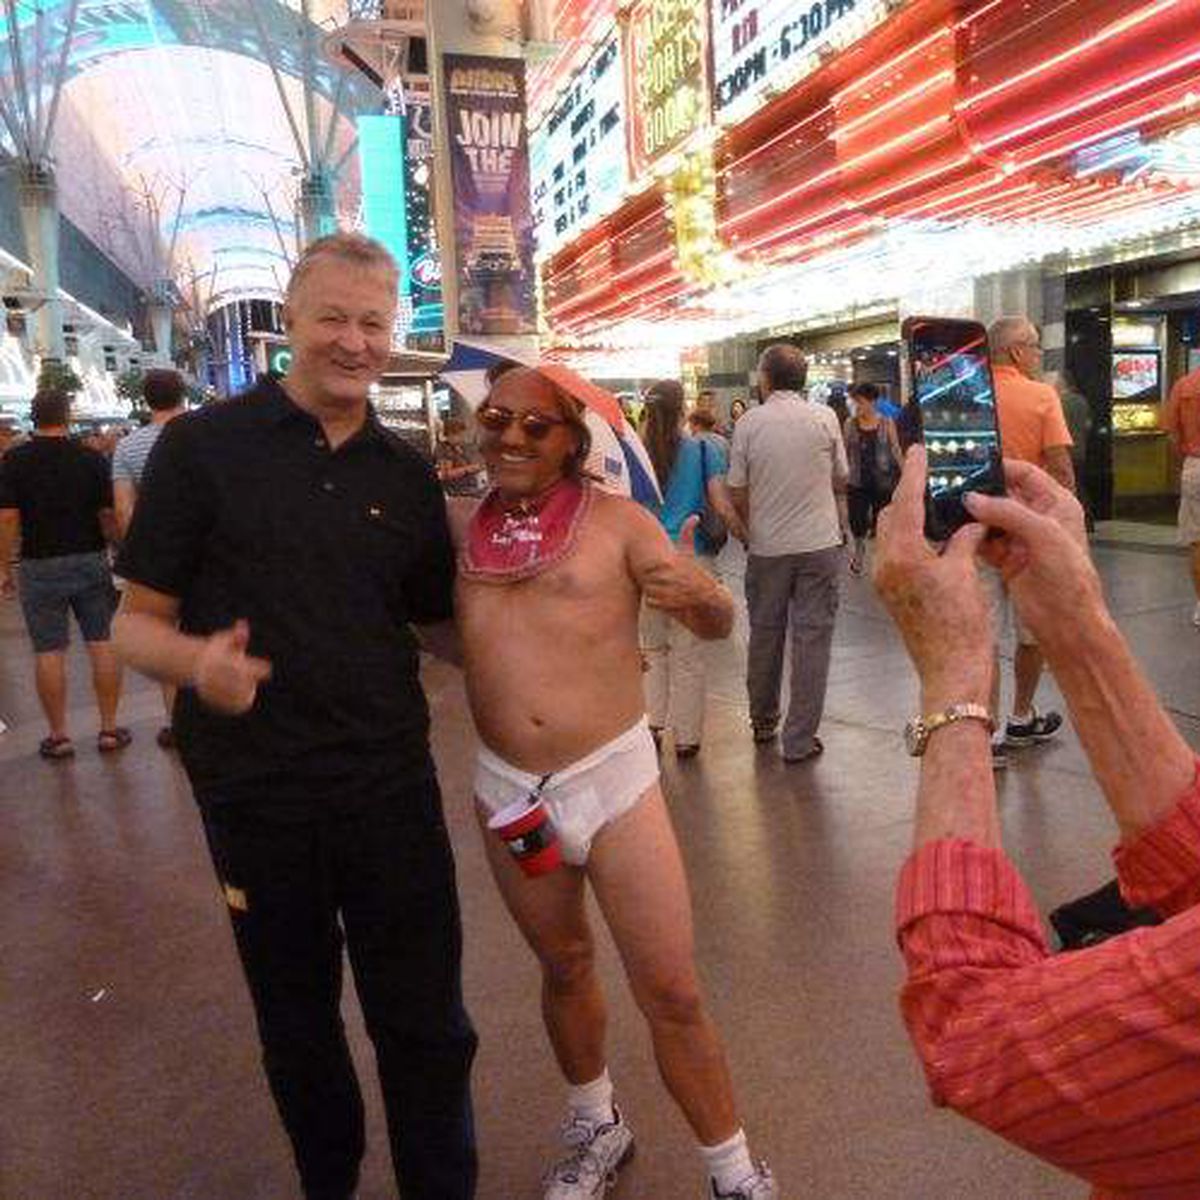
[1160,363,1200,627]
[985,316,1075,766]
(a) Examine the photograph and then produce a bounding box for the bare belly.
[463,637,647,773]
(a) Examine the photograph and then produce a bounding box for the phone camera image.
[902,317,1006,539]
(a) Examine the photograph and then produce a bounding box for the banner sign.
[445,54,538,335]
[531,30,629,257]
[623,0,711,178]
[711,0,894,124]
[402,97,445,344]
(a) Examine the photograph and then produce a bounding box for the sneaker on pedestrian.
[544,1108,634,1199]
[710,1162,778,1199]
[1005,707,1063,746]
[752,723,778,744]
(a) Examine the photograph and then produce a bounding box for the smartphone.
[900,316,1005,540]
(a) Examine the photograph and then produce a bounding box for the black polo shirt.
[0,436,112,559]
[116,379,455,814]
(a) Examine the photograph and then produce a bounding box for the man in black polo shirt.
[0,388,128,759]
[113,233,477,1200]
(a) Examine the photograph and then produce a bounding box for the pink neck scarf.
[461,478,592,583]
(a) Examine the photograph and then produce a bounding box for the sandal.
[97,727,133,753]
[38,736,75,761]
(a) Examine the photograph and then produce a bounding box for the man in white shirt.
[727,345,849,762]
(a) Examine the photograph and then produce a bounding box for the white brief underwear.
[475,718,659,866]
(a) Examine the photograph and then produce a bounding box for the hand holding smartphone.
[900,316,1006,541]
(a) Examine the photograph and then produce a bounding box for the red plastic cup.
[488,797,562,877]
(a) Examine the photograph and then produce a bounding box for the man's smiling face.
[479,369,583,500]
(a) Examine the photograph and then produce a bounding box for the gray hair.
[988,315,1037,359]
[285,232,399,303]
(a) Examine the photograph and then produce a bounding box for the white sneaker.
[544,1108,635,1199]
[710,1162,779,1199]
[1192,601,1200,628]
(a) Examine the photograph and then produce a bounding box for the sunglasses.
[476,404,569,441]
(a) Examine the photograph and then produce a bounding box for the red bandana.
[461,478,592,582]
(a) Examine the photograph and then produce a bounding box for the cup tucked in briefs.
[475,718,659,866]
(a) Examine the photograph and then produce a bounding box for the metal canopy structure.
[0,0,383,315]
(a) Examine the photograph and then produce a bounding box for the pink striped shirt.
[896,763,1200,1198]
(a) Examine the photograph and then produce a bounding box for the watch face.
[903,719,925,756]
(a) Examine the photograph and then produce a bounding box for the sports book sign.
[622,0,711,177]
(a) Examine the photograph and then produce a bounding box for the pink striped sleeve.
[896,836,1200,1197]
[1114,758,1200,916]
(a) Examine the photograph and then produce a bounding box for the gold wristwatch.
[904,703,994,757]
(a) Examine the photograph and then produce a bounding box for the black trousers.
[200,778,478,1200]
[847,482,893,539]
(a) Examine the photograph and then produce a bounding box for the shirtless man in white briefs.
[456,366,778,1200]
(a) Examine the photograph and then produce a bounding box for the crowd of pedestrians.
[6,230,1200,1200]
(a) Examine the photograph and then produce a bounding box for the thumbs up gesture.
[193,619,273,715]
[640,514,733,638]
[676,514,699,557]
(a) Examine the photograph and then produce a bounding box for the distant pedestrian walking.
[726,345,849,764]
[0,388,129,759]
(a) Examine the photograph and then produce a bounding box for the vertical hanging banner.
[445,54,537,335]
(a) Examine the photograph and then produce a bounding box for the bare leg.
[1013,643,1044,716]
[476,806,608,1084]
[33,652,68,739]
[84,639,121,730]
[588,786,739,1145]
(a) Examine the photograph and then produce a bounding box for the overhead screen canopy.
[0,0,379,311]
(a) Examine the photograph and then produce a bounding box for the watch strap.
[924,702,994,738]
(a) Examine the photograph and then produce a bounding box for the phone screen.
[902,317,1005,539]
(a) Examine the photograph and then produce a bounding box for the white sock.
[1011,709,1033,724]
[700,1128,755,1195]
[567,1070,615,1126]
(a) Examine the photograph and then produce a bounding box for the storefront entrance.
[1066,256,1200,527]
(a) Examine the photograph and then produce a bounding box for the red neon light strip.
[851,151,973,208]
[957,0,1182,112]
[978,48,1200,151]
[830,24,952,105]
[1019,95,1194,169]
[834,69,956,141]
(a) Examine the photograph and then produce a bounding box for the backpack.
[696,437,728,555]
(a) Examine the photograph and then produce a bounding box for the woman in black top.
[843,382,902,575]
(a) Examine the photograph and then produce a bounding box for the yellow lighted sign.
[624,0,710,177]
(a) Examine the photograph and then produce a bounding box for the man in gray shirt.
[727,345,848,763]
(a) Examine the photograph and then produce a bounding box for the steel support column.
[17,165,64,361]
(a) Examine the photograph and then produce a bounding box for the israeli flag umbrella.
[438,339,662,506]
